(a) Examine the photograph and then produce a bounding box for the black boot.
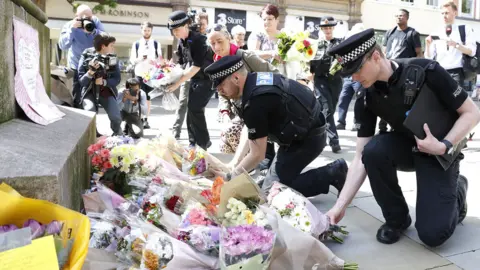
[327,158,348,194]
[376,215,412,244]
[330,139,341,153]
[143,118,151,129]
[336,123,346,130]
[457,174,468,224]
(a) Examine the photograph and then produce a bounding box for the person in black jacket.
[78,32,122,136]
[165,11,214,149]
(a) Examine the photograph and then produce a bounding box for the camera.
[88,53,118,76]
[187,8,206,32]
[77,16,96,32]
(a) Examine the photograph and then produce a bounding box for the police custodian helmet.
[167,11,190,30]
[204,55,245,88]
[327,28,377,76]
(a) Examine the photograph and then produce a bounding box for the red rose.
[166,195,180,212]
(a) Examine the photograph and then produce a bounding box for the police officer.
[204,55,348,197]
[310,16,344,153]
[325,29,480,247]
[165,11,214,149]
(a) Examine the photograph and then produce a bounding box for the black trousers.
[314,76,342,145]
[362,132,465,247]
[187,78,214,149]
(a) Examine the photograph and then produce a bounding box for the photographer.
[166,11,215,149]
[78,33,122,136]
[117,78,147,138]
[58,4,105,108]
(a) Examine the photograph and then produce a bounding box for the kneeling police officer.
[326,29,480,247]
[204,55,348,198]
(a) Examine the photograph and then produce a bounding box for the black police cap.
[204,55,245,88]
[319,16,337,27]
[327,28,377,77]
[167,11,189,30]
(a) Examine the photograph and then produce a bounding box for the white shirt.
[427,23,476,70]
[130,38,162,64]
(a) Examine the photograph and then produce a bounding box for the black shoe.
[206,141,212,149]
[458,175,468,224]
[376,215,412,244]
[143,119,151,129]
[123,125,129,135]
[331,143,341,153]
[336,123,346,130]
[327,158,348,194]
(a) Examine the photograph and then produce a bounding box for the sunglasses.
[207,24,227,34]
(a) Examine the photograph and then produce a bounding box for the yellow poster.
[0,235,59,270]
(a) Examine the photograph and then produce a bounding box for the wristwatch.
[441,139,454,155]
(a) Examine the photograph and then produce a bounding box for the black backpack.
[459,25,480,78]
[135,40,159,58]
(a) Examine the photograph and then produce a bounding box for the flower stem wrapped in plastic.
[267,182,349,243]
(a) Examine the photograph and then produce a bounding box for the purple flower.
[221,225,275,256]
[23,219,46,239]
[45,221,63,236]
[0,224,18,234]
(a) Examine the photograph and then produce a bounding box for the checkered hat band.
[210,61,244,80]
[169,17,189,27]
[339,36,376,65]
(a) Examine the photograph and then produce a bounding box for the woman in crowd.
[206,24,279,171]
[231,25,247,50]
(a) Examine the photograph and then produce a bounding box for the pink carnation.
[100,149,110,159]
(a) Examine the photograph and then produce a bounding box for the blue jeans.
[83,92,122,135]
[337,77,361,125]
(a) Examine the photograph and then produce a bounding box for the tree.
[66,0,118,13]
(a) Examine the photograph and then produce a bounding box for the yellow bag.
[0,184,90,270]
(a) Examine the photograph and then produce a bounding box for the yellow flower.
[110,157,119,167]
[244,210,254,224]
[295,41,305,51]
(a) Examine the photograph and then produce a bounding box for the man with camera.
[117,78,147,138]
[78,33,122,136]
[58,4,105,108]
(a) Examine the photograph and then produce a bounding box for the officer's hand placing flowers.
[166,82,181,93]
[414,123,447,155]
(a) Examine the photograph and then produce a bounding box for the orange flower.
[307,48,314,56]
[211,176,224,205]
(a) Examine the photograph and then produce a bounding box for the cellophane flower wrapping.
[219,225,276,270]
[161,92,180,111]
[140,232,174,270]
[175,202,221,256]
[267,182,329,238]
[182,146,208,176]
[147,65,184,111]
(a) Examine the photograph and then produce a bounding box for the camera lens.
[84,21,95,32]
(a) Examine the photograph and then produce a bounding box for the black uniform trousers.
[314,75,343,145]
[187,78,214,149]
[362,132,465,247]
[262,117,335,197]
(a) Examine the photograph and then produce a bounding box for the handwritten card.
[0,235,59,270]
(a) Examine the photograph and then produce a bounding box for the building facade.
[362,0,480,45]
[46,0,363,67]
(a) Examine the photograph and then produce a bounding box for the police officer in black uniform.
[204,55,348,197]
[310,16,344,153]
[326,29,480,247]
[165,11,214,149]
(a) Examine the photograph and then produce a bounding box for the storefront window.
[461,0,474,17]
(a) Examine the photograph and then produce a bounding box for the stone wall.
[0,0,51,124]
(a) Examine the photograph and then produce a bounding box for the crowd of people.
[58,1,480,249]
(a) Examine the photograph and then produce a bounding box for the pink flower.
[92,155,102,166]
[156,73,165,80]
[87,145,95,156]
[303,39,311,48]
[103,161,112,170]
[100,149,110,159]
[286,202,295,209]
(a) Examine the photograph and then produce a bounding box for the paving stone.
[447,250,480,270]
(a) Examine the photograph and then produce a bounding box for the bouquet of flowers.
[143,62,183,111]
[274,30,318,64]
[267,182,349,243]
[182,146,208,176]
[140,233,174,270]
[222,198,268,227]
[220,225,276,270]
[176,225,221,257]
[329,57,343,76]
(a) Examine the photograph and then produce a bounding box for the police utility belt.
[242,73,326,147]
